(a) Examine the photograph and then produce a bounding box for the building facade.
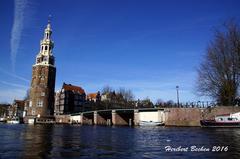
[26,21,56,118]
[8,100,25,118]
[87,92,101,102]
[54,83,86,115]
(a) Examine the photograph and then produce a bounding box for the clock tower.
[26,20,56,120]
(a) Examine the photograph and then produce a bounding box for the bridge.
[54,106,240,126]
[64,108,165,126]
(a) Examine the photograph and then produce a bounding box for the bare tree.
[155,98,164,107]
[196,20,240,105]
[101,85,113,94]
[138,97,154,108]
[117,87,134,102]
[165,100,175,107]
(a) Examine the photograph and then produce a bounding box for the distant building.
[8,100,25,118]
[101,91,116,101]
[54,83,86,115]
[87,92,101,102]
[0,104,10,117]
[25,20,56,120]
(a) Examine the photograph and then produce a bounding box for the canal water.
[0,124,240,159]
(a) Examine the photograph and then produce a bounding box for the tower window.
[37,58,41,63]
[37,100,43,107]
[45,46,47,51]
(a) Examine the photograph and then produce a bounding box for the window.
[37,100,43,107]
[29,101,32,107]
[37,58,41,63]
[45,46,47,51]
[41,92,45,96]
[43,56,48,61]
[32,110,35,115]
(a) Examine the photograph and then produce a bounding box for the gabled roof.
[13,100,25,107]
[62,83,85,94]
[87,93,98,99]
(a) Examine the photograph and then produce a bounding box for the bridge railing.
[68,101,220,115]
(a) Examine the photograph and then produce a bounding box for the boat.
[200,112,240,127]
[7,117,20,124]
[139,120,165,126]
[0,117,7,123]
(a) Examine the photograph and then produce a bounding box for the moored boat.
[7,117,20,124]
[200,112,240,127]
[0,117,7,123]
[139,120,165,126]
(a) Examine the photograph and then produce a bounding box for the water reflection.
[22,125,53,159]
[0,124,240,159]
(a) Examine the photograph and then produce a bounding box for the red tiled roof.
[87,93,97,99]
[62,83,85,94]
[13,100,25,107]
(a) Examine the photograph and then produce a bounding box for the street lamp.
[176,86,180,107]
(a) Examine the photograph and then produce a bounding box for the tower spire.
[47,15,52,29]
[35,17,55,66]
[48,15,51,24]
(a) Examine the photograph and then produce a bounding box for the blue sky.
[1,0,240,103]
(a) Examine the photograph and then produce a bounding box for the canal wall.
[164,108,202,126]
[164,106,240,126]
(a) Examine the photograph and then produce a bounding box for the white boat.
[7,117,20,124]
[139,120,164,126]
[28,118,35,124]
[201,112,240,127]
[0,117,7,122]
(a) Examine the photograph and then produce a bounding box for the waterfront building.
[8,100,25,118]
[25,20,56,120]
[54,83,86,115]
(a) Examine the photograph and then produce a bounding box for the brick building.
[25,20,56,121]
[8,100,25,118]
[54,83,86,115]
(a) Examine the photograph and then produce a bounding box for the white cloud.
[10,0,30,71]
